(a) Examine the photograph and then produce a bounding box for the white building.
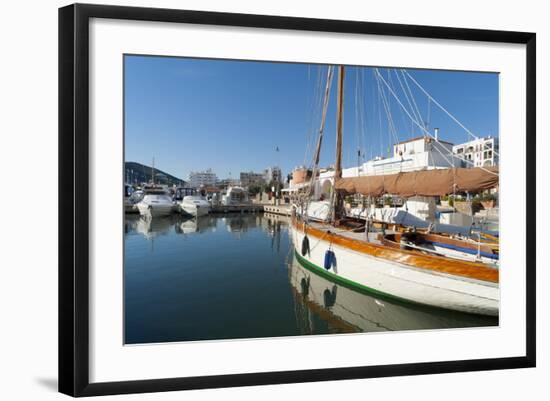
[240,171,265,187]
[452,136,499,167]
[287,135,462,199]
[188,168,218,188]
[339,135,461,179]
[286,135,498,225]
[264,166,282,184]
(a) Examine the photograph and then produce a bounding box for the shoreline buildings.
[218,178,240,189]
[452,136,499,167]
[237,166,284,188]
[287,134,498,200]
[347,134,462,177]
[188,168,218,188]
[240,171,265,187]
[264,166,283,184]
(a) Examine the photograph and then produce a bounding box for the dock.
[210,204,264,214]
[208,204,292,215]
[262,204,291,216]
[125,203,293,216]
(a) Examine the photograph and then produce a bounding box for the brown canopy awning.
[334,167,499,197]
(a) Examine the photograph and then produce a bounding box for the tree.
[248,183,265,196]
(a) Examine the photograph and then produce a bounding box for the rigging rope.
[400,70,426,133]
[303,66,325,166]
[402,69,500,158]
[389,69,416,142]
[394,69,425,138]
[374,69,498,177]
[354,67,368,177]
[374,71,400,153]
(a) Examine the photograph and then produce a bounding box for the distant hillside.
[125,161,186,187]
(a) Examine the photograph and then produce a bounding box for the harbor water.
[124,213,497,344]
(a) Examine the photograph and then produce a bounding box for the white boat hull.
[137,202,173,217]
[289,224,499,316]
[124,202,139,214]
[179,203,209,217]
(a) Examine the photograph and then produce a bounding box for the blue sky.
[124,55,498,181]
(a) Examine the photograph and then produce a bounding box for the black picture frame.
[59,3,536,397]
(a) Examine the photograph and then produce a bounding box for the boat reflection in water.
[288,252,498,334]
[124,213,497,344]
[174,215,218,235]
[125,214,179,239]
[125,213,263,238]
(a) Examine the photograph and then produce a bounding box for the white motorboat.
[124,185,143,214]
[221,186,250,206]
[178,195,210,217]
[136,185,174,217]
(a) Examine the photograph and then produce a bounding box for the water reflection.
[125,213,288,239]
[288,254,497,334]
[124,213,497,344]
[125,214,179,239]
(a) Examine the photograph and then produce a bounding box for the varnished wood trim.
[393,232,498,255]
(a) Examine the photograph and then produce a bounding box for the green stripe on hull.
[294,249,423,308]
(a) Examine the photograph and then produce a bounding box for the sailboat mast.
[332,65,345,222]
[313,67,334,165]
[307,66,334,201]
[152,157,155,185]
[335,66,345,180]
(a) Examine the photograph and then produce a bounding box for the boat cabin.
[174,187,197,201]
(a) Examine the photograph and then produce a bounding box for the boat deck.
[307,221,391,246]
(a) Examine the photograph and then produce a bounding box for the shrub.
[481,193,497,202]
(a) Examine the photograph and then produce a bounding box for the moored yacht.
[136,185,174,217]
[124,184,143,214]
[174,187,210,217]
[178,195,210,217]
[221,186,250,206]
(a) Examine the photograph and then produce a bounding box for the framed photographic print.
[58,3,536,397]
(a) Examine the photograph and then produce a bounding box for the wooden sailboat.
[290,66,499,316]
